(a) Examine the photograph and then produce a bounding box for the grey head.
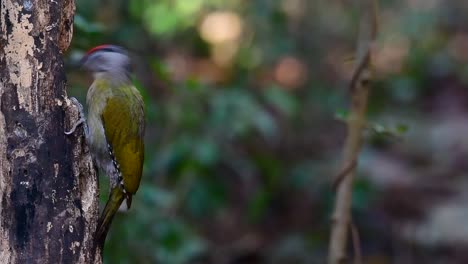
[81,45,132,76]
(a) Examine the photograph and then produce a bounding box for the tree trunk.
[0,0,101,263]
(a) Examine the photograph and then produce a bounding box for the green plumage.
[96,187,125,246]
[102,90,145,194]
[87,77,145,246]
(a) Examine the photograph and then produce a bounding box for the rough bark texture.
[0,0,101,263]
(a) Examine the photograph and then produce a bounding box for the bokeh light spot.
[274,56,307,89]
[199,11,243,45]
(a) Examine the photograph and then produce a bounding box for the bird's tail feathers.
[96,187,125,249]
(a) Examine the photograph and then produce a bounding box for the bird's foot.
[65,97,88,135]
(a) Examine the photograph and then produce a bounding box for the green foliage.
[69,0,460,263]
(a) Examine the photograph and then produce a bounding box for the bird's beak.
[79,54,88,68]
[66,51,88,70]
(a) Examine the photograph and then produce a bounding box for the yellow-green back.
[101,84,145,194]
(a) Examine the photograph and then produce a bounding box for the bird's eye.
[92,54,103,61]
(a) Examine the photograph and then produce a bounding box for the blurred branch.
[328,0,379,264]
[350,220,363,264]
[332,158,357,190]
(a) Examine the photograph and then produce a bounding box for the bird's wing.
[101,86,145,194]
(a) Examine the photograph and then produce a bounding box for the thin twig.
[332,159,358,190]
[328,0,379,263]
[350,220,363,264]
[349,51,371,93]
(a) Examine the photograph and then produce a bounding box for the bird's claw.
[64,118,85,135]
[65,97,88,135]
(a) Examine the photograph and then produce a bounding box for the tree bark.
[0,0,101,263]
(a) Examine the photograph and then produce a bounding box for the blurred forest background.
[66,0,468,263]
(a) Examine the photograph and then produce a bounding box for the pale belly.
[87,113,119,185]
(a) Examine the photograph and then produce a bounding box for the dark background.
[67,0,468,263]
